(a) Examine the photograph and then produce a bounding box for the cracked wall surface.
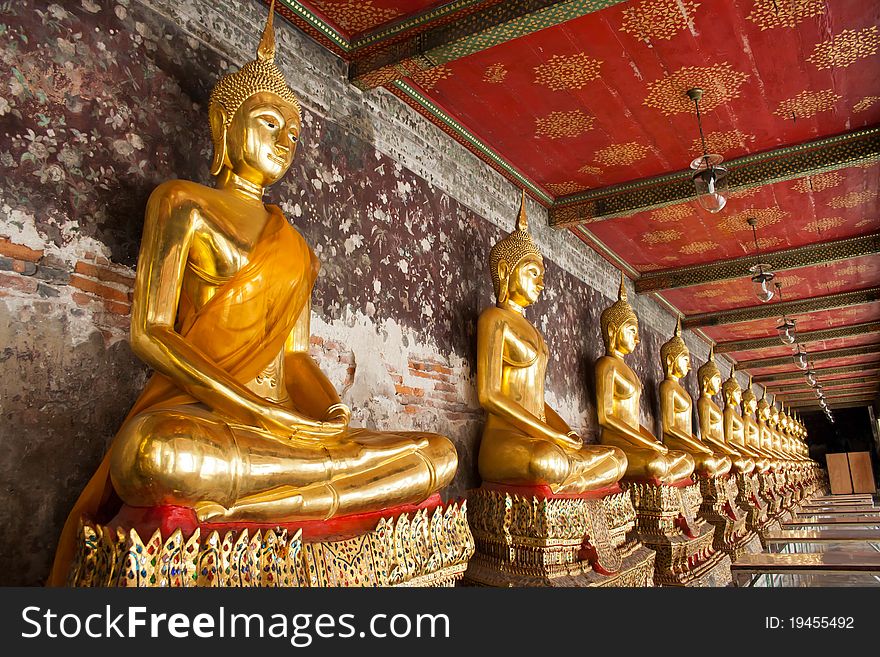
[0,0,750,585]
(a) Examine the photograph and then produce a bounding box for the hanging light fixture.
[686,88,729,213]
[774,282,797,344]
[793,345,809,370]
[746,218,775,303]
[805,368,818,387]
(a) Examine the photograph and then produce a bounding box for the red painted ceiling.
[660,253,880,314]
[415,1,880,191]
[701,301,880,342]
[729,332,880,362]
[303,1,447,39]
[747,353,880,377]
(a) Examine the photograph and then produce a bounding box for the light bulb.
[691,156,729,213]
[777,318,797,345]
[805,370,817,387]
[793,348,809,370]
[749,264,775,303]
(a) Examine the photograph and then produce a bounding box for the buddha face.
[744,397,757,415]
[224,91,301,187]
[703,372,721,395]
[614,319,640,355]
[505,255,544,308]
[669,351,690,379]
[725,387,742,407]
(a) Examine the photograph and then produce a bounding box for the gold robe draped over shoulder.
[49,206,315,585]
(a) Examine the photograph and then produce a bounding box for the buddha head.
[660,316,690,380]
[208,0,302,186]
[721,371,742,408]
[756,392,771,423]
[742,376,757,417]
[489,191,544,309]
[769,404,780,428]
[697,346,722,397]
[601,273,639,356]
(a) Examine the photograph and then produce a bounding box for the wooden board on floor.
[848,452,877,494]
[784,516,880,527]
[731,552,880,574]
[796,506,878,515]
[814,494,872,501]
[826,453,852,494]
[763,529,880,544]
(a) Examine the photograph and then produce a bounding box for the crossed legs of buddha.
[109,404,457,521]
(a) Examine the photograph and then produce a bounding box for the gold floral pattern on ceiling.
[816,279,848,291]
[534,109,595,139]
[853,96,880,113]
[805,217,845,233]
[718,207,787,233]
[594,141,650,167]
[729,187,762,199]
[791,171,844,194]
[745,0,825,31]
[837,264,869,277]
[679,240,718,255]
[483,63,507,84]
[411,65,453,91]
[651,204,693,223]
[807,26,879,70]
[619,0,700,42]
[641,228,682,245]
[754,236,784,250]
[773,89,841,119]
[694,288,727,299]
[311,0,402,34]
[577,164,603,176]
[533,52,603,91]
[546,181,590,195]
[643,63,750,115]
[828,190,877,209]
[690,129,754,156]
[854,219,875,228]
[775,274,805,289]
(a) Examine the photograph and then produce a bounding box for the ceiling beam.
[683,287,880,329]
[735,345,880,371]
[636,235,880,294]
[755,364,880,384]
[549,127,880,226]
[714,321,880,354]
[346,0,627,89]
[767,375,880,392]
[788,394,877,409]
[778,384,879,401]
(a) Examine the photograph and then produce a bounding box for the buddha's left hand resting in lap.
[476,193,627,494]
[50,4,456,584]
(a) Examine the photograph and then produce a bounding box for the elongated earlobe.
[496,261,509,305]
[209,105,228,176]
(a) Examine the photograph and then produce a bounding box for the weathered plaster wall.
[0,0,753,585]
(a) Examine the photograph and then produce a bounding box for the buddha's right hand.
[254,403,346,440]
[553,431,583,450]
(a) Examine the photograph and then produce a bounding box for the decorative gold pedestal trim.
[697,475,759,561]
[464,488,655,587]
[736,472,769,534]
[68,502,474,587]
[623,481,731,587]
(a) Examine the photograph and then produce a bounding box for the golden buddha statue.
[756,393,780,464]
[476,193,627,493]
[768,405,787,466]
[696,349,752,475]
[596,276,694,484]
[658,319,729,478]
[741,379,770,474]
[721,373,762,470]
[51,4,456,584]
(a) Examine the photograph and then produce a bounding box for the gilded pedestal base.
[464,486,655,587]
[697,474,759,561]
[66,501,474,587]
[735,472,769,534]
[623,480,731,587]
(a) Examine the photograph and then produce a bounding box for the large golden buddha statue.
[51,4,457,585]
[658,319,729,478]
[596,276,694,484]
[696,350,753,476]
[721,374,761,467]
[476,193,627,493]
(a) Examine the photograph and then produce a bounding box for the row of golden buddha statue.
[50,3,825,588]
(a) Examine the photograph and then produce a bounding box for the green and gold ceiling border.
[768,375,880,393]
[550,127,880,226]
[682,287,880,329]
[756,363,880,384]
[734,344,880,371]
[636,233,880,293]
[715,321,880,354]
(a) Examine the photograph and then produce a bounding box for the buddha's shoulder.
[478,305,511,324]
[148,179,218,208]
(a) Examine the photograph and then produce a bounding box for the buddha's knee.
[420,433,458,488]
[607,446,628,480]
[670,451,695,481]
[644,455,669,482]
[716,455,732,477]
[110,412,235,507]
[528,441,571,486]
